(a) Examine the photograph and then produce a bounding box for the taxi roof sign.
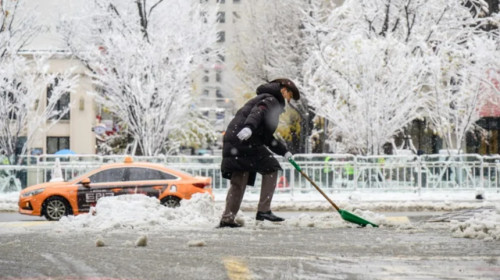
[124,156,133,163]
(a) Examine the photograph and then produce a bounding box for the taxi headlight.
[21,188,45,197]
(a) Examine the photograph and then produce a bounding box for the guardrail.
[1,153,499,194]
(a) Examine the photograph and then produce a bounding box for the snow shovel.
[288,158,378,227]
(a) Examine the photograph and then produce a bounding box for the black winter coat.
[221,82,289,186]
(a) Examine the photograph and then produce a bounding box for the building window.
[47,78,70,120]
[2,79,26,120]
[217,31,225,43]
[200,11,207,23]
[203,76,209,83]
[232,11,240,23]
[203,89,209,96]
[217,0,225,3]
[216,71,222,82]
[217,54,225,62]
[217,12,225,23]
[216,88,223,98]
[233,0,240,3]
[5,92,17,120]
[16,137,26,156]
[47,137,70,154]
[216,111,225,120]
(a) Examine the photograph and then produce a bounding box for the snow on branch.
[301,0,499,155]
[0,1,79,161]
[60,0,219,156]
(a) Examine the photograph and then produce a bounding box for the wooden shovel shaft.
[299,170,341,212]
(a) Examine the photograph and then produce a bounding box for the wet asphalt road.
[0,212,46,222]
[1,211,499,280]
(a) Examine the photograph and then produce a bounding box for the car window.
[127,167,178,181]
[89,168,126,183]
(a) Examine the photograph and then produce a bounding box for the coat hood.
[256,82,286,107]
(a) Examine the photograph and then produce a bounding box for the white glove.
[284,151,293,161]
[237,127,252,141]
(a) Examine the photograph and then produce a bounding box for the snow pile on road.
[55,193,389,232]
[0,192,18,211]
[266,190,498,212]
[450,205,500,241]
[281,210,384,229]
[2,191,499,238]
[57,193,222,232]
[2,190,500,213]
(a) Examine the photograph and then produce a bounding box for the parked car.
[18,157,212,221]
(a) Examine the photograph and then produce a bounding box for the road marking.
[223,257,252,280]
[0,221,51,228]
[385,216,410,223]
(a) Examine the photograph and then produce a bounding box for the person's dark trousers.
[257,171,278,212]
[221,171,249,223]
[221,171,278,223]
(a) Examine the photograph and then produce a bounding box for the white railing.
[1,153,499,193]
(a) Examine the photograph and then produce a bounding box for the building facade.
[20,0,245,155]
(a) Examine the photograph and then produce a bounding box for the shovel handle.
[288,158,341,212]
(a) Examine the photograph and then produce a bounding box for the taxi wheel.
[43,196,70,221]
[161,196,180,208]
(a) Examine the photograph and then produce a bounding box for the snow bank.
[280,210,385,229]
[0,192,19,211]
[52,194,500,241]
[249,190,500,212]
[54,193,392,233]
[3,190,499,241]
[450,206,500,241]
[56,193,222,232]
[3,190,500,213]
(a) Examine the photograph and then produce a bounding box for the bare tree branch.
[148,0,164,17]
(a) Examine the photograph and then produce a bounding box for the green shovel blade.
[339,209,378,227]
[287,158,379,228]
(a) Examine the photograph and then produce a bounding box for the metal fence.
[1,153,499,194]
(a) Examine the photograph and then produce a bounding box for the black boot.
[256,211,285,222]
[218,220,242,228]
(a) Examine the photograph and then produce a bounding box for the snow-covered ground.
[2,190,499,241]
[0,192,19,212]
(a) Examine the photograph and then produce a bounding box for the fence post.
[353,156,358,191]
[480,156,484,190]
[417,156,422,196]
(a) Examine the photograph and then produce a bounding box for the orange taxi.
[19,157,212,221]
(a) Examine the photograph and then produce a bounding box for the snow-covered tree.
[0,0,78,162]
[60,0,219,156]
[421,2,500,152]
[301,0,499,155]
[232,1,306,88]
[301,1,427,155]
[231,0,313,152]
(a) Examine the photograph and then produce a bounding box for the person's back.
[222,93,280,157]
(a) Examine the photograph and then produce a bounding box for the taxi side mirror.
[81,177,91,188]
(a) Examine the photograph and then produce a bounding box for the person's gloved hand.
[284,151,293,161]
[237,127,252,141]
